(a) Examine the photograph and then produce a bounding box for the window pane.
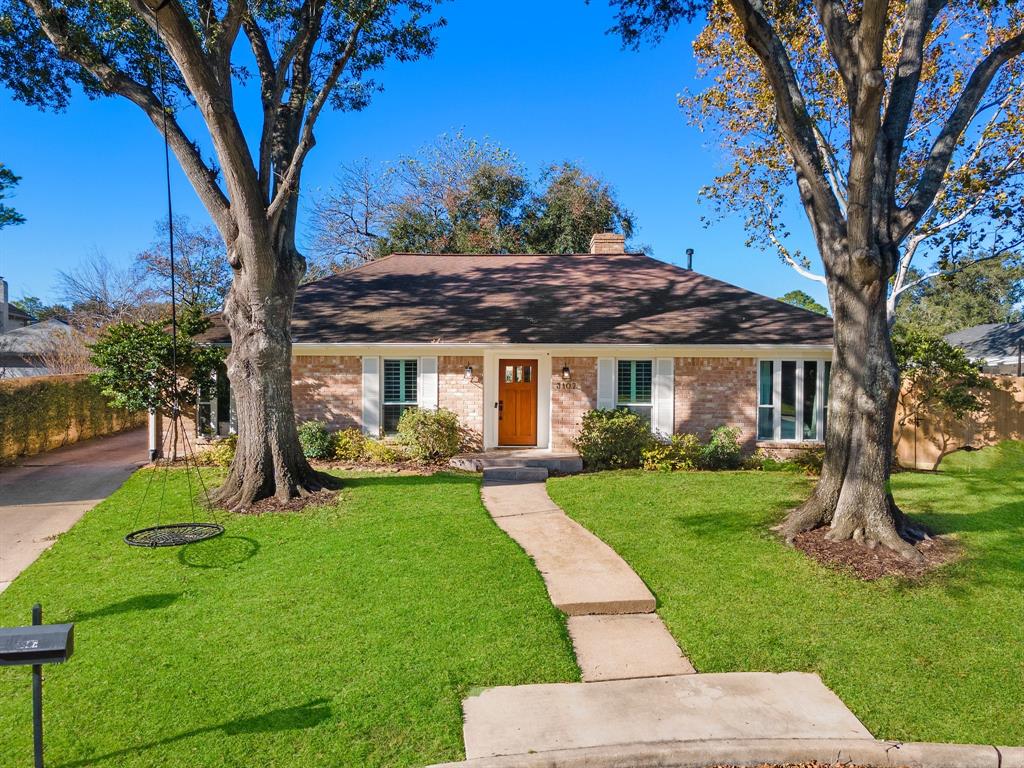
[757,407,774,440]
[383,404,406,434]
[626,405,652,426]
[524,365,532,383]
[617,360,652,405]
[516,365,524,383]
[384,359,417,404]
[803,361,818,439]
[617,361,632,402]
[759,361,773,405]
[780,361,797,439]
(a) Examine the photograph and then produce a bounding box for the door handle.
[496,400,503,419]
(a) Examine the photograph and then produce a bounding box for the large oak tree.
[610,0,1024,558]
[1,0,443,508]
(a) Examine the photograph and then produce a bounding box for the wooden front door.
[498,359,538,446]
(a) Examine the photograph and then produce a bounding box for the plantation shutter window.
[361,356,381,437]
[616,360,653,426]
[418,356,438,411]
[596,358,615,410]
[383,359,418,434]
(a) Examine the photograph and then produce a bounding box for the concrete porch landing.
[450,449,583,474]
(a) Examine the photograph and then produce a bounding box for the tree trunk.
[776,253,928,561]
[211,235,324,510]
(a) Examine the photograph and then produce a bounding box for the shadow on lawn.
[70,593,180,623]
[177,535,260,569]
[55,698,333,768]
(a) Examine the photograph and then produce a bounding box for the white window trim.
[759,358,829,443]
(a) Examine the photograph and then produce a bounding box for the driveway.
[0,428,147,592]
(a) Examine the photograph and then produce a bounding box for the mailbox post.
[0,604,74,768]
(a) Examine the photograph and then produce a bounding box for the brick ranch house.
[174,234,834,458]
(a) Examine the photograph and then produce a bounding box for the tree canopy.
[311,133,637,267]
[895,254,1024,335]
[0,163,25,229]
[778,289,829,315]
[633,0,1024,323]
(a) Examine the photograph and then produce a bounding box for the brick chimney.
[589,232,626,255]
[0,277,8,333]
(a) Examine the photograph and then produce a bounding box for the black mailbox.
[0,623,74,666]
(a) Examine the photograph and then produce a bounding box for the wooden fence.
[895,375,1024,470]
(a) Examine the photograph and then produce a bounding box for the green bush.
[199,435,236,468]
[396,407,463,462]
[792,447,825,475]
[700,425,744,470]
[574,409,654,470]
[642,433,702,471]
[362,438,405,464]
[333,428,366,462]
[297,420,335,460]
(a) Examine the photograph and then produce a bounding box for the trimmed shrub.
[574,409,653,470]
[334,428,366,462]
[297,420,334,459]
[642,433,702,471]
[0,374,144,462]
[700,425,744,470]
[397,407,463,462]
[201,435,236,468]
[362,438,405,464]
[792,447,825,475]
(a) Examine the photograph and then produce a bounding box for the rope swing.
[124,7,224,548]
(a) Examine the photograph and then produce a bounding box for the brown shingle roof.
[202,252,834,346]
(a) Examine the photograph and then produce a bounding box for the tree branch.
[23,0,232,236]
[726,0,845,237]
[267,8,372,226]
[898,29,1024,238]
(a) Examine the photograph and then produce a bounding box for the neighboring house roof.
[0,318,72,356]
[202,252,835,346]
[6,304,35,325]
[945,321,1024,362]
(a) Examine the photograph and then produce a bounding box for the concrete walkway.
[468,473,872,763]
[0,429,147,592]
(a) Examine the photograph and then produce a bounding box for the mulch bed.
[238,488,341,515]
[791,527,960,580]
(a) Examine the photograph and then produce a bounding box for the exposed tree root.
[212,467,341,512]
[775,494,929,563]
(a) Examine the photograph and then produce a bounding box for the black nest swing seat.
[125,522,224,548]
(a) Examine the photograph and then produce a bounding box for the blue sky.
[0,0,826,307]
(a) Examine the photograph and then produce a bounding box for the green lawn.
[0,471,578,768]
[548,442,1024,746]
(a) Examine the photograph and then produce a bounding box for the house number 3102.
[554,382,580,390]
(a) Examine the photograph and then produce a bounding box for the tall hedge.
[0,375,144,462]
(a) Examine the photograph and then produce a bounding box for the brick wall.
[551,357,597,451]
[292,355,362,430]
[438,355,484,449]
[675,357,757,448]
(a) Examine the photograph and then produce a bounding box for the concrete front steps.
[451,449,583,475]
[457,672,873,761]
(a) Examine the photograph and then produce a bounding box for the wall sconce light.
[464,365,473,381]
[561,365,571,380]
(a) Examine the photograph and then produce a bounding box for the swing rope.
[124,7,223,548]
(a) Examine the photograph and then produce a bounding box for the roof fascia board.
[291,342,834,358]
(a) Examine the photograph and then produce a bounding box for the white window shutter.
[596,358,615,410]
[361,356,380,437]
[418,356,438,410]
[653,357,675,439]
